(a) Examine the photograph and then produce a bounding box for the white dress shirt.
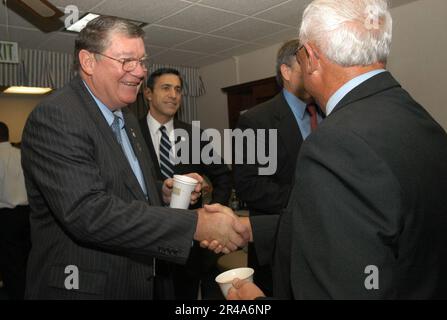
[146,112,176,164]
[0,142,28,209]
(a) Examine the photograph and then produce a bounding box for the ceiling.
[0,0,418,68]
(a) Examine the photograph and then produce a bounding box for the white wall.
[197,43,282,132]
[196,58,237,134]
[387,0,447,129]
[198,0,447,131]
[0,94,42,142]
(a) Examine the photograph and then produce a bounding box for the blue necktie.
[159,125,175,180]
[111,115,123,145]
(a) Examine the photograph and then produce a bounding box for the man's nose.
[168,88,178,98]
[131,63,147,78]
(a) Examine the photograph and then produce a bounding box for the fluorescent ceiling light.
[4,86,52,95]
[66,13,100,32]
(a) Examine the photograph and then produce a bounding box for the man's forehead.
[156,74,181,86]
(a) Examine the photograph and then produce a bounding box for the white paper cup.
[215,267,254,298]
[169,174,199,209]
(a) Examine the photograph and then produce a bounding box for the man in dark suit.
[20,16,248,300]
[232,39,322,296]
[228,0,447,299]
[139,68,232,299]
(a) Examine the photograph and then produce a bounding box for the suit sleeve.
[233,114,291,214]
[199,129,232,205]
[22,103,196,265]
[249,214,280,265]
[289,127,403,299]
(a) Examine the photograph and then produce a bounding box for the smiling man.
[20,16,248,300]
[139,68,232,299]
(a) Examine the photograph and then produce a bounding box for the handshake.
[162,172,252,254]
[195,204,252,254]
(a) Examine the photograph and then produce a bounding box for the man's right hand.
[194,204,250,254]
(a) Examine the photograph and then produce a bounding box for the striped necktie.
[159,125,175,180]
[111,115,123,145]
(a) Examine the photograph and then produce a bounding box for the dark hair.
[74,16,145,70]
[276,39,300,88]
[0,122,9,142]
[146,68,183,91]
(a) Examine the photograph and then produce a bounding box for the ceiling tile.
[146,45,169,60]
[217,43,264,56]
[254,0,310,27]
[52,0,105,12]
[0,26,51,49]
[175,35,243,54]
[36,31,77,54]
[253,27,298,45]
[0,4,39,29]
[187,55,227,67]
[144,25,199,48]
[93,0,191,24]
[199,0,289,16]
[157,5,244,33]
[212,18,287,41]
[151,49,205,66]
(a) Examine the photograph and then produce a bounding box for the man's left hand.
[162,173,203,205]
[227,278,266,300]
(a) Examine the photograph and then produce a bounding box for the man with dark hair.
[0,122,30,300]
[232,39,322,296]
[21,16,248,300]
[139,67,232,299]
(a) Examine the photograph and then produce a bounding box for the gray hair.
[74,16,145,70]
[276,39,300,87]
[299,0,392,66]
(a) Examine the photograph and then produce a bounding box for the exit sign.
[0,41,19,64]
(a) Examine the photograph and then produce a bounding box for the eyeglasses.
[92,52,149,72]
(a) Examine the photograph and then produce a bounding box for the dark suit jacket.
[21,77,197,299]
[139,117,232,208]
[276,71,447,299]
[139,116,232,287]
[233,92,303,266]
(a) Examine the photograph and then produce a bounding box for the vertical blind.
[0,48,74,89]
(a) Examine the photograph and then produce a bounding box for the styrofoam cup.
[215,267,254,298]
[169,174,198,209]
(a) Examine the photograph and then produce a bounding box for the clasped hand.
[194,204,250,254]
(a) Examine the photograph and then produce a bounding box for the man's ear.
[280,64,291,82]
[304,43,320,74]
[144,88,153,103]
[78,49,96,76]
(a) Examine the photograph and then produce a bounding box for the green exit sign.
[0,41,19,64]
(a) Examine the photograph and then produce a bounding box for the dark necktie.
[306,103,318,132]
[159,125,175,180]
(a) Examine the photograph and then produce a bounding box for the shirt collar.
[82,80,124,128]
[282,89,307,120]
[147,110,174,135]
[326,69,386,116]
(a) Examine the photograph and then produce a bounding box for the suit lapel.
[71,77,147,201]
[331,71,401,115]
[139,116,163,179]
[275,93,302,159]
